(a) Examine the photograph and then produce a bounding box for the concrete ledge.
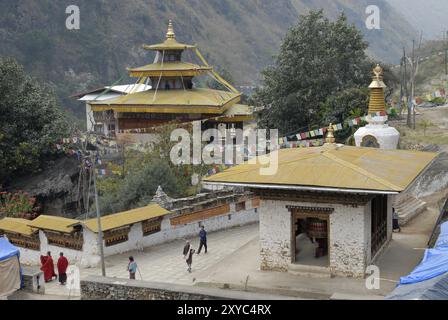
[330,292,384,300]
[81,276,295,300]
[21,266,45,294]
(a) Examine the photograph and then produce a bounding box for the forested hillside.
[0,0,417,119]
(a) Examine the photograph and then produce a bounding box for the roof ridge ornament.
[166,20,176,39]
[325,123,336,144]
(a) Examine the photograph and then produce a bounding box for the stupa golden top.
[368,64,387,114]
[88,20,254,132]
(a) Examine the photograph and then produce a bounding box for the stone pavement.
[43,223,260,298]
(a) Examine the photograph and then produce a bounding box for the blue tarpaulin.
[398,221,448,285]
[0,236,23,295]
[0,237,20,262]
[386,221,448,300]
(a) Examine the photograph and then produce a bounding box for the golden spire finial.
[325,123,336,144]
[368,64,387,114]
[166,20,176,39]
[373,64,383,80]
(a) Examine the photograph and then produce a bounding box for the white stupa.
[354,64,400,149]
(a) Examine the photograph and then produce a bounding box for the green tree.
[253,10,371,134]
[320,88,369,125]
[0,57,69,183]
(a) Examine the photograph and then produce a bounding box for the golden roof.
[90,88,241,114]
[204,146,437,193]
[128,62,212,77]
[0,218,37,236]
[27,215,79,233]
[143,20,196,51]
[213,104,255,122]
[82,204,169,233]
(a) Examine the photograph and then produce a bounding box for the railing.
[427,196,448,247]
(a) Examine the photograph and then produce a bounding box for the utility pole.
[411,39,415,129]
[92,153,106,277]
[444,31,448,76]
[404,45,411,127]
[399,50,404,114]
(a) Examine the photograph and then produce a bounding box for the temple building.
[204,129,437,277]
[76,21,254,139]
[354,64,400,149]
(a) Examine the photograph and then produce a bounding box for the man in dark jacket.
[197,226,207,254]
[183,240,191,259]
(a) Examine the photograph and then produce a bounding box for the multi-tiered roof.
[90,21,252,119]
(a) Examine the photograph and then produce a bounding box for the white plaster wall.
[328,203,368,277]
[13,247,41,266]
[259,199,292,271]
[258,199,371,277]
[86,103,94,132]
[16,230,100,268]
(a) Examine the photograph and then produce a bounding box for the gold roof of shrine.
[0,218,37,236]
[143,20,196,51]
[89,88,241,114]
[128,61,212,77]
[27,215,80,234]
[82,203,169,233]
[204,146,437,193]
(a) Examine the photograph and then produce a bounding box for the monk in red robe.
[57,252,69,285]
[40,251,57,282]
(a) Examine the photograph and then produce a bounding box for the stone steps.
[394,196,427,225]
[288,264,332,279]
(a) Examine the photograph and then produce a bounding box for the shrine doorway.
[290,207,332,267]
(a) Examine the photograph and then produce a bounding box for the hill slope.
[0,0,417,118]
[388,0,448,40]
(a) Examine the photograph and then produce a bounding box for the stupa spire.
[166,20,176,39]
[368,64,387,114]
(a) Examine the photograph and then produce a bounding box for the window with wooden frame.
[235,201,246,212]
[45,230,83,251]
[142,218,162,236]
[103,227,130,247]
[6,233,40,250]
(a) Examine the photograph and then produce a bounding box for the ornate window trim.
[142,217,163,236]
[103,226,130,247]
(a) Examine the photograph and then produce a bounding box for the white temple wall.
[259,199,292,271]
[13,202,258,268]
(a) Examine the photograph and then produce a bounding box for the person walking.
[186,248,195,273]
[127,256,137,279]
[183,240,191,259]
[40,251,57,282]
[57,252,69,285]
[392,208,401,232]
[197,226,207,254]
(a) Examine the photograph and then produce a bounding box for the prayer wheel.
[307,219,327,239]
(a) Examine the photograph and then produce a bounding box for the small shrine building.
[204,66,437,277]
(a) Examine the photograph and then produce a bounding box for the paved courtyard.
[43,223,259,298]
[17,194,441,300]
